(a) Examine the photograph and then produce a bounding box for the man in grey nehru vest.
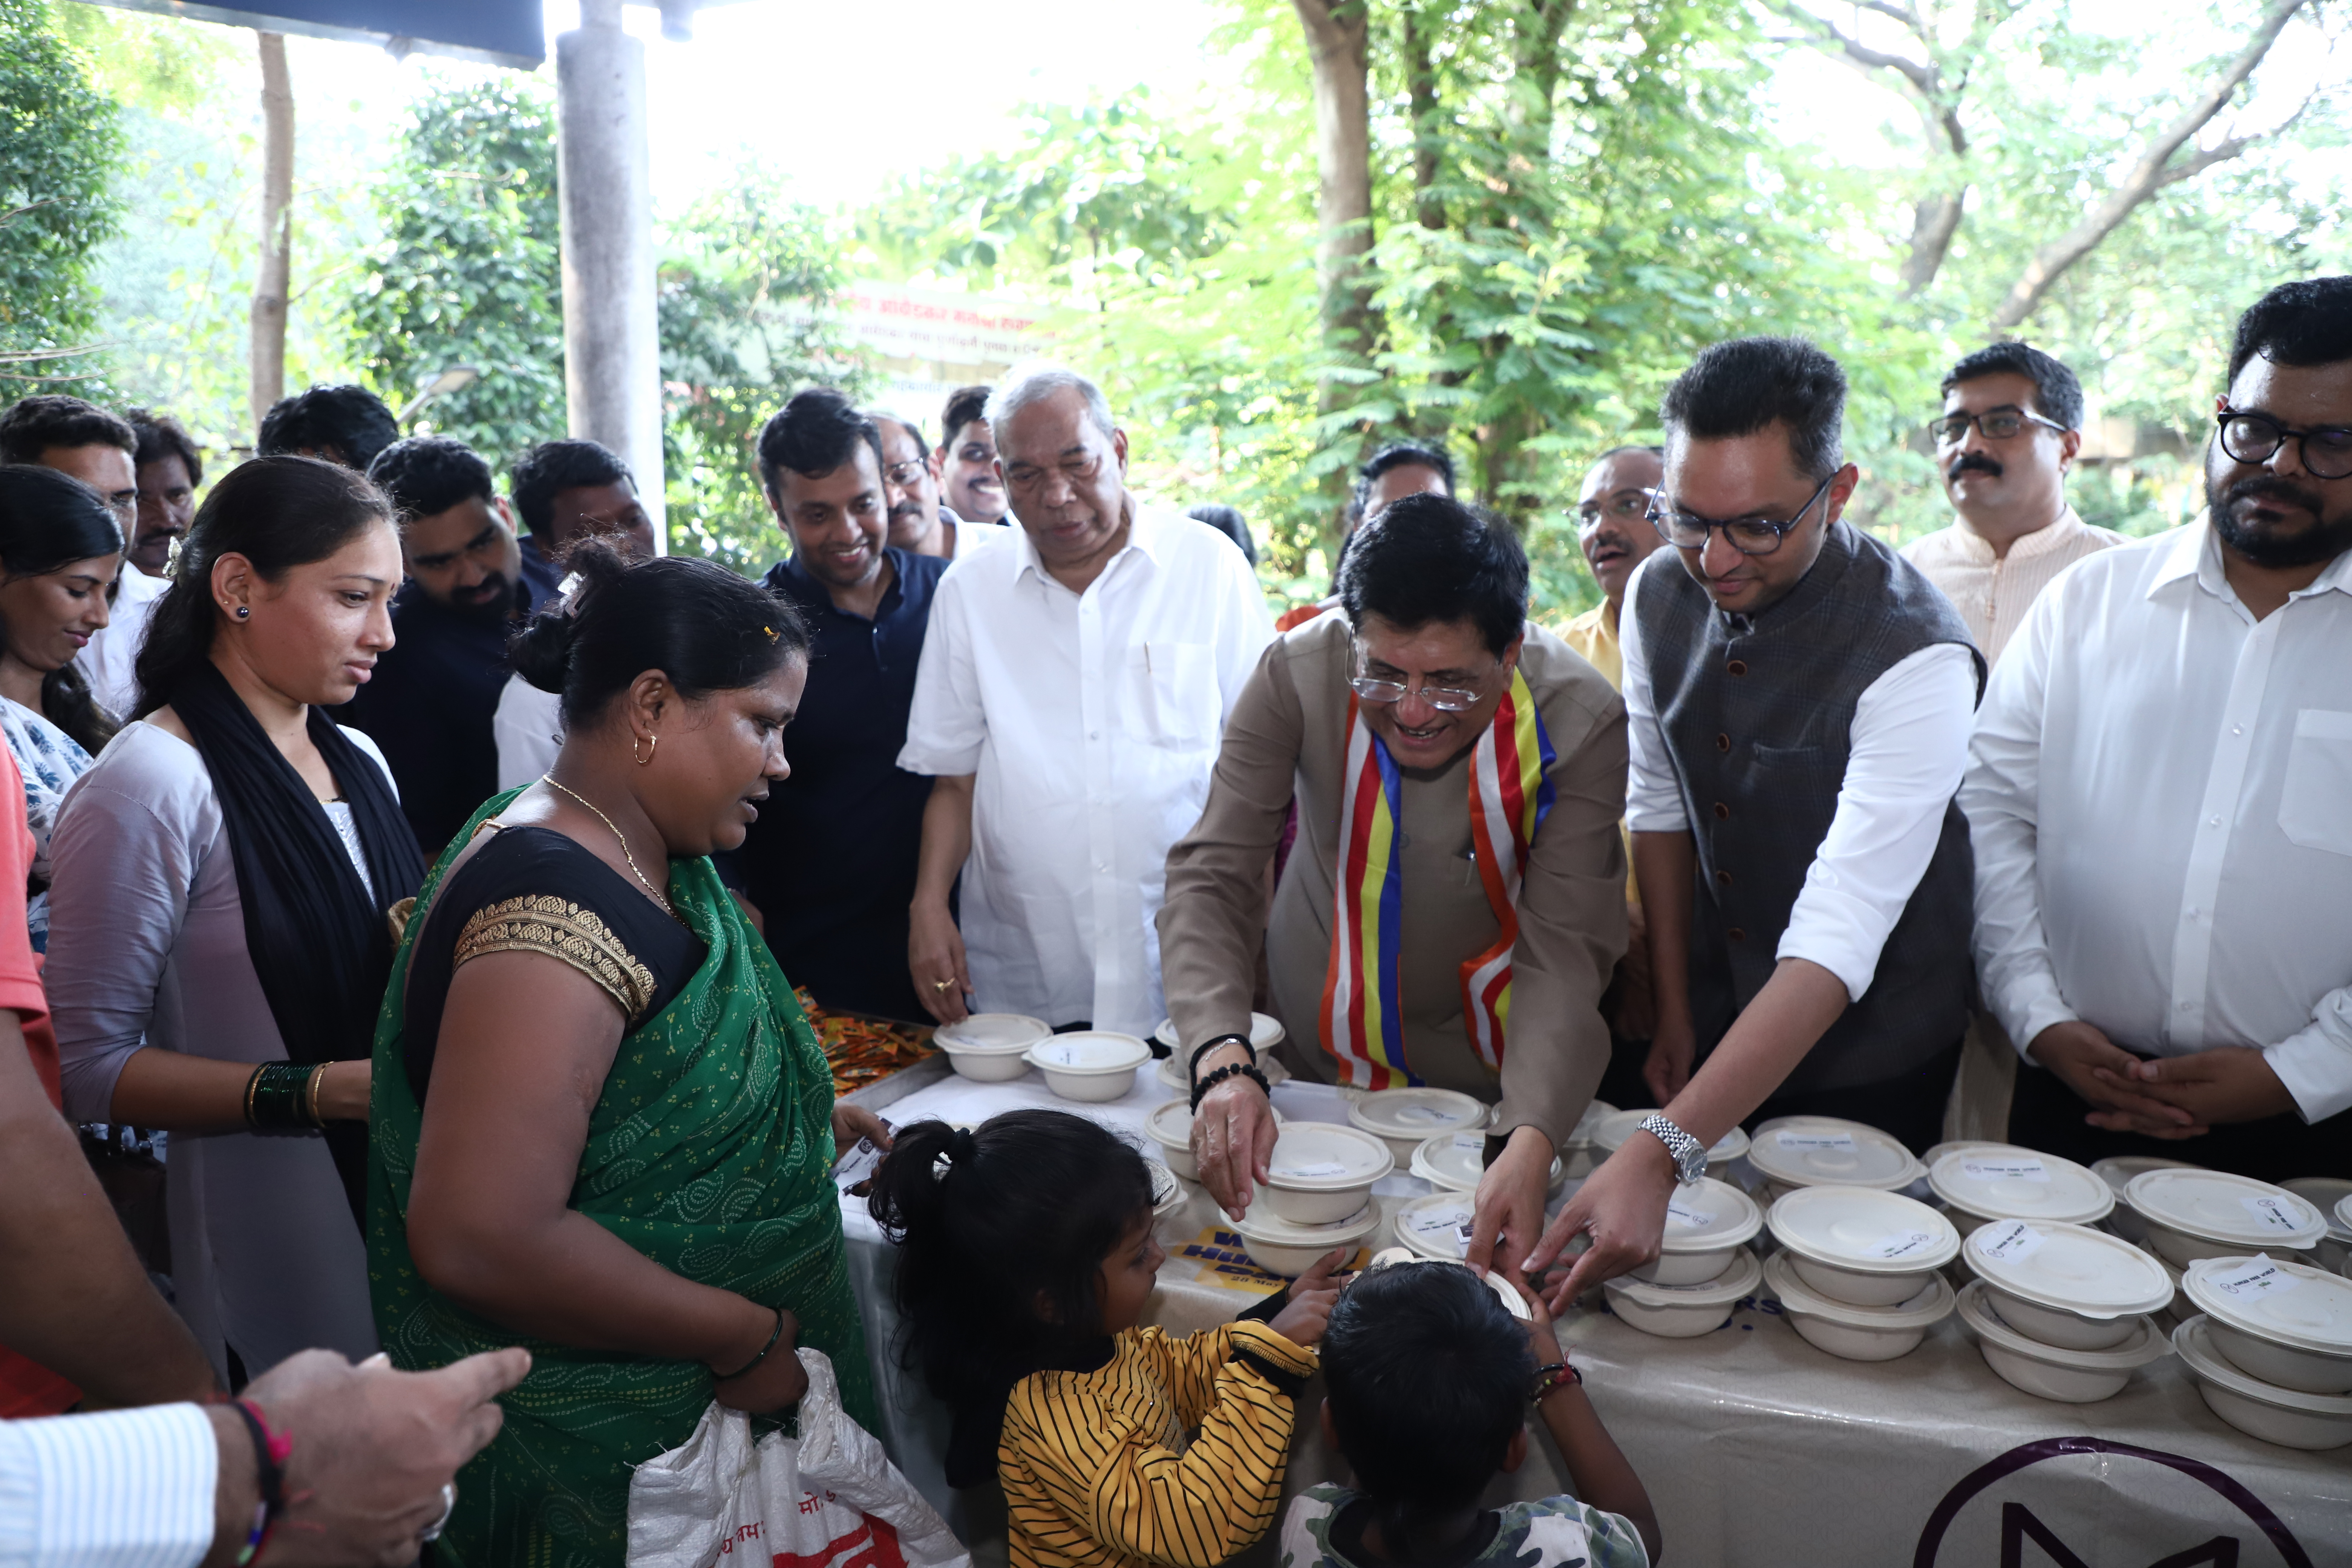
[1528,336,1984,1306]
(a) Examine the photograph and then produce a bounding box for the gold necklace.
[540,774,674,915]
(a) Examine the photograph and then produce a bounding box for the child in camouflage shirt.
[1280,1260,1659,1568]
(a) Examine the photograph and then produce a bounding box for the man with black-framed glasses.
[1525,336,1987,1311]
[1903,342,2122,666]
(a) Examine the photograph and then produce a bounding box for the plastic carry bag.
[626,1348,971,1568]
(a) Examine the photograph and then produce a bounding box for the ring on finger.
[420,1482,457,1543]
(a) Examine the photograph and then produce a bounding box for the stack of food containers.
[1952,1219,2173,1401]
[1589,1110,1750,1181]
[1560,1099,1619,1178]
[1022,1032,1153,1102]
[2119,1170,2328,1267]
[1600,1177,1766,1339]
[931,1013,1050,1081]
[1153,1013,1291,1092]
[1411,1131,1564,1196]
[2090,1156,2201,1244]
[1745,1115,1925,1204]
[1348,1087,1489,1165]
[1761,1185,1958,1360]
[2277,1178,2352,1276]
[1142,1098,1284,1181]
[1926,1145,2114,1237]
[1230,1123,1392,1276]
[2170,1253,2352,1449]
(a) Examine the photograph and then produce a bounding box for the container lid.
[1025,1032,1152,1075]
[1605,1242,1762,1308]
[1924,1140,2014,1167]
[2090,1155,2202,1200]
[1410,1132,1560,1194]
[1657,1176,1764,1253]
[1392,1193,1478,1260]
[2340,1192,2352,1239]
[1150,1163,1187,1219]
[2276,1178,2352,1244]
[1563,1099,1619,1149]
[2182,1253,2352,1355]
[1963,1219,2174,1320]
[1762,1250,1955,1329]
[2123,1169,2328,1250]
[1929,1145,2115,1227]
[1233,1201,1379,1245]
[1153,1012,1288,1052]
[1767,1184,1960,1273]
[1350,1087,1489,1143]
[1366,1248,1531,1318]
[1592,1110,1749,1164]
[1956,1280,2170,1370]
[934,1013,1050,1052]
[1263,1123,1394,1190]
[1747,1115,1923,1190]
[2173,1315,2352,1415]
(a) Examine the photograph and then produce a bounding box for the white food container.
[1022,1032,1152,1102]
[1603,1244,1761,1338]
[1259,1123,1395,1224]
[2122,1169,2328,1268]
[1767,1185,1959,1306]
[1154,1014,1290,1090]
[2277,1178,2352,1275]
[1392,1193,1479,1261]
[1560,1099,1618,1178]
[1927,1145,2114,1235]
[2135,1241,2190,1329]
[2180,1253,2352,1395]
[1366,1247,1533,1319]
[1231,1203,1380,1277]
[1631,1176,1763,1286]
[1349,1087,1490,1164]
[1410,1131,1561,1196]
[1762,1250,1952,1361]
[1747,1115,1924,1203]
[1591,1110,1751,1171]
[1955,1280,2168,1403]
[2174,1315,2352,1450]
[2090,1157,2202,1243]
[1149,1162,1188,1222]
[1961,1219,2174,1352]
[1143,1098,1285,1182]
[931,1012,1050,1082]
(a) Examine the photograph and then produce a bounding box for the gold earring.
[633,732,658,766]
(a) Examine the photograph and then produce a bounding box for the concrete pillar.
[555,0,666,550]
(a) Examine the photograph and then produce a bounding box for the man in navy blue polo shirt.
[731,389,950,1022]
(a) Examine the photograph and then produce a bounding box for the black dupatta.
[171,659,427,1220]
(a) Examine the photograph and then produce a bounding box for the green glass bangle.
[245,1063,314,1131]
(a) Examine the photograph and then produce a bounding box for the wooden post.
[249,31,292,438]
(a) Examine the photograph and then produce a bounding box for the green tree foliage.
[345,78,564,467]
[0,0,124,390]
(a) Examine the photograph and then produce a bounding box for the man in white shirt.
[1528,337,1984,1307]
[899,365,1273,1036]
[1903,343,2124,666]
[1962,276,2352,1178]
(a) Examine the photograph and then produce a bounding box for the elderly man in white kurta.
[898,366,1272,1037]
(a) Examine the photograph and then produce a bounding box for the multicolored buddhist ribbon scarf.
[1319,667,1555,1088]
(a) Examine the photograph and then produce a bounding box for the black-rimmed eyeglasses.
[2216,406,2352,481]
[1646,475,1833,557]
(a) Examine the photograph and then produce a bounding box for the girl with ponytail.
[868,1107,1346,1568]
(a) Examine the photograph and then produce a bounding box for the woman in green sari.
[368,542,886,1567]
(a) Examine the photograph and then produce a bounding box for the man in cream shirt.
[898,365,1272,1037]
[1962,277,2352,1179]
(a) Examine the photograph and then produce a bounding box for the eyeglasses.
[1928,406,2067,446]
[2215,406,2352,481]
[1348,643,1494,711]
[883,460,930,486]
[1577,490,1653,530]
[1647,475,1832,557]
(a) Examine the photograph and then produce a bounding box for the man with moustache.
[0,398,146,718]
[1904,343,2122,665]
[1526,336,1986,1308]
[1962,277,2352,1179]
[730,390,948,1022]
[899,365,1272,1038]
[341,436,560,853]
[873,412,1004,560]
[935,384,1009,527]
[1276,443,1458,632]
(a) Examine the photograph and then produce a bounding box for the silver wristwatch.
[1637,1113,1708,1186]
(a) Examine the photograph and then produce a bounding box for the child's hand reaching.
[1266,1249,1350,1348]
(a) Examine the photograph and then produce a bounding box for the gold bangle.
[305,1063,331,1127]
[243,1064,266,1127]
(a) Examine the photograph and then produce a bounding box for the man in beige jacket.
[1159,493,1628,1281]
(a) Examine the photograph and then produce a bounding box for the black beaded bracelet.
[1190,1060,1271,1114]
[243,1063,316,1132]
[1187,1032,1256,1081]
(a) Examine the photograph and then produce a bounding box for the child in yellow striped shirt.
[869,1109,1346,1568]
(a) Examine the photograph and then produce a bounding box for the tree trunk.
[1289,0,1376,385]
[1403,3,1444,231]
[249,32,293,436]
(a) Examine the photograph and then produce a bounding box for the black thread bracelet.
[1528,1360,1581,1402]
[230,1399,287,1566]
[1190,1061,1271,1114]
[1187,1032,1256,1080]
[714,1307,785,1382]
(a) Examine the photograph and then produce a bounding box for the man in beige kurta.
[1159,494,1627,1281]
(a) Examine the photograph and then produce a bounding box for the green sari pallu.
[368,791,875,1567]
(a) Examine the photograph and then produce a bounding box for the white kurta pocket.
[2279,708,2352,856]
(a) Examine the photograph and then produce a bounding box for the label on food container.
[1961,1157,2049,1183]
[2208,1254,2301,1301]
[1403,1203,1475,1240]
[1392,1104,1457,1127]
[1275,1161,1350,1179]
[1975,1219,2045,1264]
[1664,1200,1713,1230]
[2241,1195,2309,1233]
[1866,1230,1939,1261]
[1775,1131,1856,1152]
[1453,1133,1485,1151]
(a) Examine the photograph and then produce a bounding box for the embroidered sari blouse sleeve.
[453,894,658,1022]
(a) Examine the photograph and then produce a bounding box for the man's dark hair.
[1336,491,1527,657]
[0,396,135,466]
[2228,275,2352,384]
[254,384,399,471]
[756,389,884,500]
[123,409,204,487]
[1941,341,2084,430]
[1350,441,1455,525]
[939,385,991,446]
[368,436,496,522]
[1592,443,1666,464]
[508,439,632,538]
[1187,502,1257,567]
[874,413,927,450]
[1661,336,1847,481]
[1323,1263,1534,1551]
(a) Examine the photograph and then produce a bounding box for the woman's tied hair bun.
[946,1125,979,1168]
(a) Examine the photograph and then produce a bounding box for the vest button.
[1726,659,1749,676]
[1715,733,1730,753]
[1712,802,1730,820]
[1715,870,1733,887]
[1728,926,1747,941]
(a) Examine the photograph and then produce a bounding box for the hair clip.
[763,625,779,641]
